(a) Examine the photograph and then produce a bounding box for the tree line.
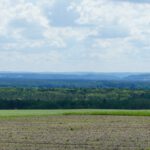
[0,88,150,109]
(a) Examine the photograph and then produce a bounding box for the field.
[0,109,150,117]
[0,110,149,150]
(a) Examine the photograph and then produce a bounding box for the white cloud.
[0,50,63,71]
[0,0,150,72]
[0,0,65,48]
[70,0,150,63]
[0,0,96,50]
[71,0,150,35]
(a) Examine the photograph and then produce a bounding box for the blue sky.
[0,0,150,72]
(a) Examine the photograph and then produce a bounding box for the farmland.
[0,110,149,150]
[0,80,150,149]
[0,114,149,150]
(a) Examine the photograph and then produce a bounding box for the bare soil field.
[0,115,149,150]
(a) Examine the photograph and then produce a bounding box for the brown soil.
[0,115,149,150]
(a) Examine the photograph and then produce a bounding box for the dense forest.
[0,73,150,109]
[0,88,150,109]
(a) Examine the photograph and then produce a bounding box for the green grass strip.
[0,109,150,118]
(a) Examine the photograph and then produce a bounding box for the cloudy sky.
[0,0,150,72]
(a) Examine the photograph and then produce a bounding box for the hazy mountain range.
[0,72,150,81]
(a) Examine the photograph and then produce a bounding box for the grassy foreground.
[0,109,150,118]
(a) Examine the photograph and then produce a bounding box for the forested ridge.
[0,88,150,109]
[1,79,150,89]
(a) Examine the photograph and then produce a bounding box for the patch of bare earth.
[0,116,149,150]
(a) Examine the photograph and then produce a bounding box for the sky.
[0,0,150,72]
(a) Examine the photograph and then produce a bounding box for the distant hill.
[0,72,150,88]
[124,74,150,81]
[0,72,150,81]
[0,72,132,80]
